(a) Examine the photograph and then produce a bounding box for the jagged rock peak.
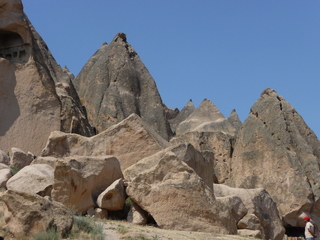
[227,109,242,132]
[113,32,127,43]
[73,33,172,140]
[168,100,195,133]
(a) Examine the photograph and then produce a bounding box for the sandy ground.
[102,220,258,240]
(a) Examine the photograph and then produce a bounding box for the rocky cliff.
[73,33,172,140]
[0,0,94,155]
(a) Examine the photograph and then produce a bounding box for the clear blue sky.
[23,1,320,139]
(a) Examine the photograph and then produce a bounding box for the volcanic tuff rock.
[0,0,93,155]
[175,99,237,136]
[125,151,238,234]
[227,109,242,132]
[0,190,73,237]
[52,156,123,213]
[169,100,195,133]
[73,33,172,140]
[228,88,320,227]
[41,114,170,170]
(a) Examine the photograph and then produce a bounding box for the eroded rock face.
[0,0,93,155]
[126,151,237,234]
[6,164,53,197]
[73,33,172,140]
[0,190,73,237]
[52,156,123,213]
[228,88,320,226]
[214,184,285,240]
[10,147,33,169]
[41,114,170,170]
[169,100,195,133]
[176,99,236,136]
[97,178,126,210]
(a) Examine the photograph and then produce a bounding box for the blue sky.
[23,1,319,139]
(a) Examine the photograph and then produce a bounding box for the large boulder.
[0,168,12,188]
[125,151,237,234]
[214,184,285,240]
[73,33,172,140]
[0,0,93,155]
[0,190,73,237]
[41,114,170,170]
[170,131,234,184]
[97,178,126,210]
[6,164,54,197]
[52,156,123,213]
[9,147,33,169]
[228,88,320,226]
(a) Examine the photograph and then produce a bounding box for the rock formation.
[228,88,320,228]
[41,114,170,170]
[175,99,236,136]
[0,0,93,155]
[0,190,73,237]
[125,150,238,234]
[73,33,172,140]
[169,100,195,133]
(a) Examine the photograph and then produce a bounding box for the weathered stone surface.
[170,131,234,184]
[176,99,236,136]
[228,88,320,227]
[0,190,73,237]
[216,195,247,224]
[52,156,123,213]
[227,109,242,133]
[0,150,9,165]
[169,100,195,133]
[0,168,12,188]
[237,229,262,239]
[94,208,108,219]
[41,114,170,170]
[126,151,237,234]
[73,33,172,140]
[214,184,285,240]
[0,0,93,155]
[10,147,33,169]
[124,143,215,190]
[31,156,57,167]
[6,164,53,197]
[127,202,148,225]
[97,178,126,210]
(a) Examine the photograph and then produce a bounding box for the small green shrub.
[116,224,128,234]
[10,166,20,175]
[70,215,105,240]
[33,228,60,240]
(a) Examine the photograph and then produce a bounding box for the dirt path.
[102,220,257,240]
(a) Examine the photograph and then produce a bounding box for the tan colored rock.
[97,178,126,210]
[214,184,285,240]
[127,202,148,225]
[237,229,262,239]
[237,214,263,232]
[94,208,108,219]
[52,156,123,213]
[176,99,236,136]
[41,114,170,170]
[0,163,9,171]
[10,147,33,169]
[0,0,93,155]
[228,88,320,227]
[6,164,53,197]
[0,190,73,237]
[216,195,247,224]
[0,150,9,165]
[0,168,12,188]
[126,151,237,234]
[171,131,234,184]
[169,100,195,133]
[31,156,57,167]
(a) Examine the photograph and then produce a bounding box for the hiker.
[304,216,317,240]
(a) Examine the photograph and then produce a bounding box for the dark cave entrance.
[285,226,305,238]
[0,30,30,63]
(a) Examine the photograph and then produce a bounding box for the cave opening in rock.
[285,226,305,238]
[0,30,30,63]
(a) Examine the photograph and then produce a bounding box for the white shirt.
[305,221,315,238]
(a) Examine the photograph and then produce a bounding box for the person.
[304,216,317,240]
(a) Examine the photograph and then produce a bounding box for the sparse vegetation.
[117,224,129,234]
[33,228,60,240]
[67,215,105,240]
[124,236,151,240]
[10,165,20,175]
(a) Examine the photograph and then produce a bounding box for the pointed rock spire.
[176,99,236,135]
[229,88,320,227]
[227,109,242,132]
[73,33,172,140]
[169,99,195,133]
